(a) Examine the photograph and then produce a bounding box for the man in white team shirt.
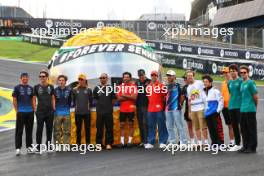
[186,70,208,146]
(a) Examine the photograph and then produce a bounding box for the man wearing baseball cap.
[221,67,235,147]
[145,70,168,149]
[165,70,187,147]
[136,69,150,147]
[72,73,93,145]
[13,73,34,155]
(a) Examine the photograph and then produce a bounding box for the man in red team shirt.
[116,72,138,147]
[145,70,168,149]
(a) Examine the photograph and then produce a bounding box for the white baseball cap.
[166,70,176,76]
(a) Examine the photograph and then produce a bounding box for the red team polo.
[146,81,167,112]
[117,83,138,112]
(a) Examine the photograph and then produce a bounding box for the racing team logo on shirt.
[27,87,32,96]
[47,86,51,94]
[19,86,25,95]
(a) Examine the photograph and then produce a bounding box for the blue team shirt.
[165,83,182,111]
[12,84,33,112]
[54,87,72,116]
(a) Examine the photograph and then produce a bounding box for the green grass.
[0,40,58,62]
[0,40,263,85]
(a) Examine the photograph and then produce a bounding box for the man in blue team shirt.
[54,75,72,146]
[165,70,187,146]
[12,73,34,155]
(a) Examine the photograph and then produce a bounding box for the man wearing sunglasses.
[33,70,55,154]
[72,74,93,145]
[135,69,150,147]
[145,70,168,149]
[93,73,116,150]
[227,64,243,152]
[13,73,34,155]
[239,65,258,153]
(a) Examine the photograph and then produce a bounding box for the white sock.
[121,136,125,144]
[128,136,133,144]
[197,140,202,145]
[204,139,209,144]
[230,139,235,145]
[191,138,195,144]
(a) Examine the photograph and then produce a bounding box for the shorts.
[191,110,207,130]
[119,112,135,122]
[222,108,231,125]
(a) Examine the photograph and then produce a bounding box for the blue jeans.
[165,110,187,144]
[147,111,168,145]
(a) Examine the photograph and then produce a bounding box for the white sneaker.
[228,145,242,152]
[144,143,154,149]
[159,143,167,149]
[26,147,34,154]
[16,149,21,156]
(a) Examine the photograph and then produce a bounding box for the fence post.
[244,28,247,49]
[262,29,264,50]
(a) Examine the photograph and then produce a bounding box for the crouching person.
[53,75,72,147]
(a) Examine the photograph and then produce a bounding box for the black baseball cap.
[20,73,29,78]
[137,69,145,76]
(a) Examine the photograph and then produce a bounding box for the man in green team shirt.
[239,65,258,153]
[227,64,243,151]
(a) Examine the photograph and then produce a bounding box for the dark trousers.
[240,112,257,151]
[15,112,34,149]
[96,113,113,145]
[75,113,90,145]
[36,112,54,150]
[206,113,222,145]
[137,106,148,144]
[229,109,241,145]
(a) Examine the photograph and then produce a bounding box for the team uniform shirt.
[221,80,230,108]
[93,85,116,114]
[72,86,93,115]
[187,80,205,112]
[33,84,55,114]
[228,78,242,110]
[12,84,33,112]
[240,80,258,112]
[54,86,72,116]
[165,82,182,111]
[146,81,167,112]
[203,86,224,118]
[116,83,137,113]
[136,78,151,108]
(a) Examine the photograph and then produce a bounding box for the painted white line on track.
[0,58,47,65]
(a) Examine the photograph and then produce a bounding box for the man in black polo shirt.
[93,73,116,150]
[12,73,34,155]
[33,70,55,154]
[72,74,93,145]
[136,69,150,147]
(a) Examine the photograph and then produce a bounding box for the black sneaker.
[137,143,144,148]
[127,143,133,148]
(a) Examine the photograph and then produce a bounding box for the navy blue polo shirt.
[12,84,33,112]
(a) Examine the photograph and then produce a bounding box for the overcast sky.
[0,0,193,20]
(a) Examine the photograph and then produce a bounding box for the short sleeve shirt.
[12,84,33,112]
[116,83,137,113]
[54,87,72,116]
[165,82,182,111]
[240,80,258,112]
[33,84,55,114]
[228,78,242,110]
[187,80,205,112]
